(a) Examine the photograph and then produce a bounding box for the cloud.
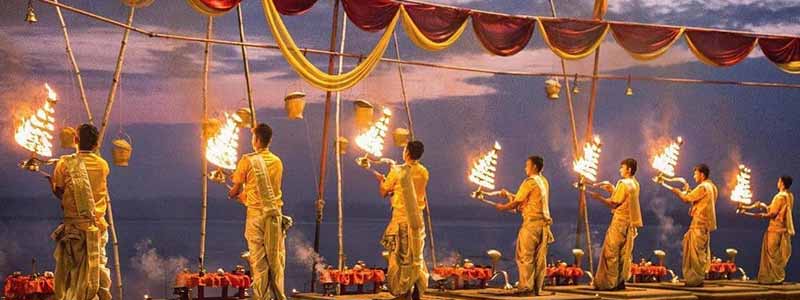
[608,0,798,15]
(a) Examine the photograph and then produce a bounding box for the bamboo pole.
[34,0,800,90]
[199,15,213,274]
[106,195,124,300]
[335,9,348,275]
[53,0,92,124]
[546,0,593,273]
[96,5,134,150]
[391,32,438,268]
[311,0,341,292]
[581,25,604,277]
[236,5,256,127]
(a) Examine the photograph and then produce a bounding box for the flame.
[730,164,753,205]
[652,136,683,177]
[573,135,602,182]
[355,107,392,157]
[468,141,501,190]
[205,113,240,170]
[14,84,58,157]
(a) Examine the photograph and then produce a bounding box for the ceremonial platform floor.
[292,282,800,300]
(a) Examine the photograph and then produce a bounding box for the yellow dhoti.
[382,214,429,297]
[757,231,791,284]
[682,227,710,287]
[245,208,286,300]
[594,220,636,290]
[515,219,553,294]
[52,224,107,300]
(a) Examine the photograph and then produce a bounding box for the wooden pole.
[199,15,213,274]
[236,5,256,127]
[96,5,135,150]
[391,32,437,268]
[53,0,92,124]
[546,0,593,273]
[310,0,341,292]
[106,196,124,300]
[335,9,348,275]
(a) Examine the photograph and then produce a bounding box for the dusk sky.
[1,0,800,297]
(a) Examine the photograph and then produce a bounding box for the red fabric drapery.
[175,272,252,289]
[3,275,55,299]
[610,23,683,60]
[471,13,536,56]
[758,37,800,73]
[432,267,493,281]
[403,3,470,43]
[341,0,400,32]
[186,0,242,16]
[685,30,757,67]
[539,18,608,59]
[318,268,385,286]
[273,0,319,15]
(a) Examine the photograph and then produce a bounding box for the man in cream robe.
[670,164,717,287]
[230,124,287,300]
[491,156,552,295]
[740,176,794,284]
[589,158,642,291]
[48,124,112,300]
[375,141,429,300]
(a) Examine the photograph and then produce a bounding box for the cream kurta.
[681,180,718,287]
[594,177,642,290]
[757,191,794,284]
[381,162,429,297]
[232,149,286,300]
[511,174,553,295]
[51,152,111,300]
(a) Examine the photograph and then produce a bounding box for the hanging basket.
[336,137,349,155]
[393,128,410,148]
[203,118,222,140]
[234,108,253,128]
[284,92,306,120]
[545,78,561,100]
[353,99,374,131]
[59,127,77,149]
[111,134,133,167]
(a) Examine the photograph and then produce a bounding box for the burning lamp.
[468,141,502,205]
[573,135,602,184]
[652,137,690,191]
[354,107,392,169]
[206,113,240,185]
[653,250,666,266]
[544,78,561,100]
[571,73,580,94]
[726,248,738,263]
[731,164,762,211]
[572,249,585,268]
[25,0,37,24]
[625,75,634,96]
[16,84,59,174]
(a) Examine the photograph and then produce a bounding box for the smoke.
[640,99,680,163]
[437,250,463,267]
[649,196,681,254]
[286,231,326,272]
[130,239,189,282]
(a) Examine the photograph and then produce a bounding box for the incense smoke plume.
[437,250,463,267]
[286,231,326,272]
[649,196,681,254]
[129,239,189,299]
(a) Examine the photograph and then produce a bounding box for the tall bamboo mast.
[53,0,93,124]
[545,0,593,272]
[310,0,341,292]
[335,10,348,276]
[96,5,135,149]
[199,15,213,274]
[236,5,256,127]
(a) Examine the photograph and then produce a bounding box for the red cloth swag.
[471,13,536,56]
[685,30,756,67]
[404,3,470,43]
[610,23,682,60]
[273,0,319,15]
[341,0,400,32]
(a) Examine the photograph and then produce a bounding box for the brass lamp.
[544,78,561,100]
[653,250,666,266]
[572,249,585,268]
[26,0,37,24]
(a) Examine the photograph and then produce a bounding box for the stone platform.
[707,280,800,300]
[428,287,599,300]
[628,282,779,300]
[546,285,697,300]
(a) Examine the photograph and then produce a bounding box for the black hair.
[77,123,99,151]
[621,158,637,176]
[780,175,793,189]
[528,155,544,172]
[252,123,273,146]
[694,164,710,179]
[406,140,424,160]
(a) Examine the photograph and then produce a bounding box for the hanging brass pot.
[59,127,77,149]
[545,78,561,100]
[111,135,132,167]
[233,108,252,128]
[393,128,410,148]
[284,92,306,120]
[353,99,374,131]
